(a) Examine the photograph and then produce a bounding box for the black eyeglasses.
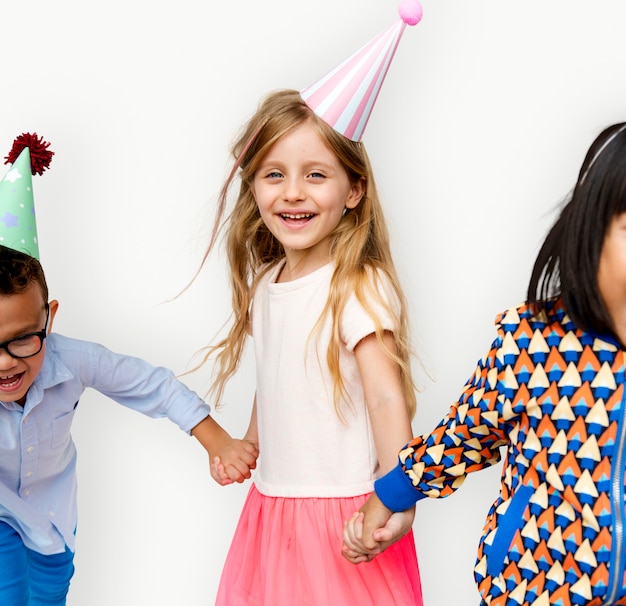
[0,304,50,359]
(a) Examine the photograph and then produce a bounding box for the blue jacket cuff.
[374,464,426,512]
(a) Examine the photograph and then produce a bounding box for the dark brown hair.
[528,122,626,337]
[0,245,49,302]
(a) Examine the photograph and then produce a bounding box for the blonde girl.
[206,89,422,606]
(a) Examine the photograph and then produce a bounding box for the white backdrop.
[2,1,626,604]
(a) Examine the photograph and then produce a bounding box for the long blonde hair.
[201,89,416,419]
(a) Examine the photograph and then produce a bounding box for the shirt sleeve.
[375,333,510,511]
[77,341,211,435]
[341,269,401,351]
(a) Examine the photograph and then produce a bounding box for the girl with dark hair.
[345,122,626,606]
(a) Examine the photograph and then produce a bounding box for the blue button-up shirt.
[0,333,211,555]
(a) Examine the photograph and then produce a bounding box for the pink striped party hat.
[301,0,423,142]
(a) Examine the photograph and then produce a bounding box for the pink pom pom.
[398,0,423,26]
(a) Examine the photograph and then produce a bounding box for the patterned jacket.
[375,300,626,606]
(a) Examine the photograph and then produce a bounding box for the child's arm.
[345,330,510,561]
[354,331,414,475]
[348,331,416,549]
[191,415,259,485]
[209,396,259,485]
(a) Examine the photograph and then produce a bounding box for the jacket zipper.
[603,375,626,605]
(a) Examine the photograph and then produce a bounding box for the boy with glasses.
[0,246,259,605]
[0,138,258,605]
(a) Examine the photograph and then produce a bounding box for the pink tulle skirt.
[215,484,422,606]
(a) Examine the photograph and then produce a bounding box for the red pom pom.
[4,133,54,176]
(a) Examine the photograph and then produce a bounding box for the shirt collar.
[22,335,75,412]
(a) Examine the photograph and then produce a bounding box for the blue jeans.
[0,522,74,606]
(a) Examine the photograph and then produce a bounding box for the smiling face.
[0,283,57,406]
[251,121,363,279]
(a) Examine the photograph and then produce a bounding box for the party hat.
[0,133,54,259]
[300,0,423,142]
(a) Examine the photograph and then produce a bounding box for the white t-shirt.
[252,262,399,498]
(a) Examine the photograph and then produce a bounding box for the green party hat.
[0,133,54,259]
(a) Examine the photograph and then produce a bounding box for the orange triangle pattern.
[399,301,626,605]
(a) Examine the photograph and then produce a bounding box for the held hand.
[210,439,259,486]
[342,493,415,564]
[210,456,231,485]
[342,493,392,564]
[360,492,394,550]
[342,512,376,564]
[370,508,415,554]
[342,493,390,563]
